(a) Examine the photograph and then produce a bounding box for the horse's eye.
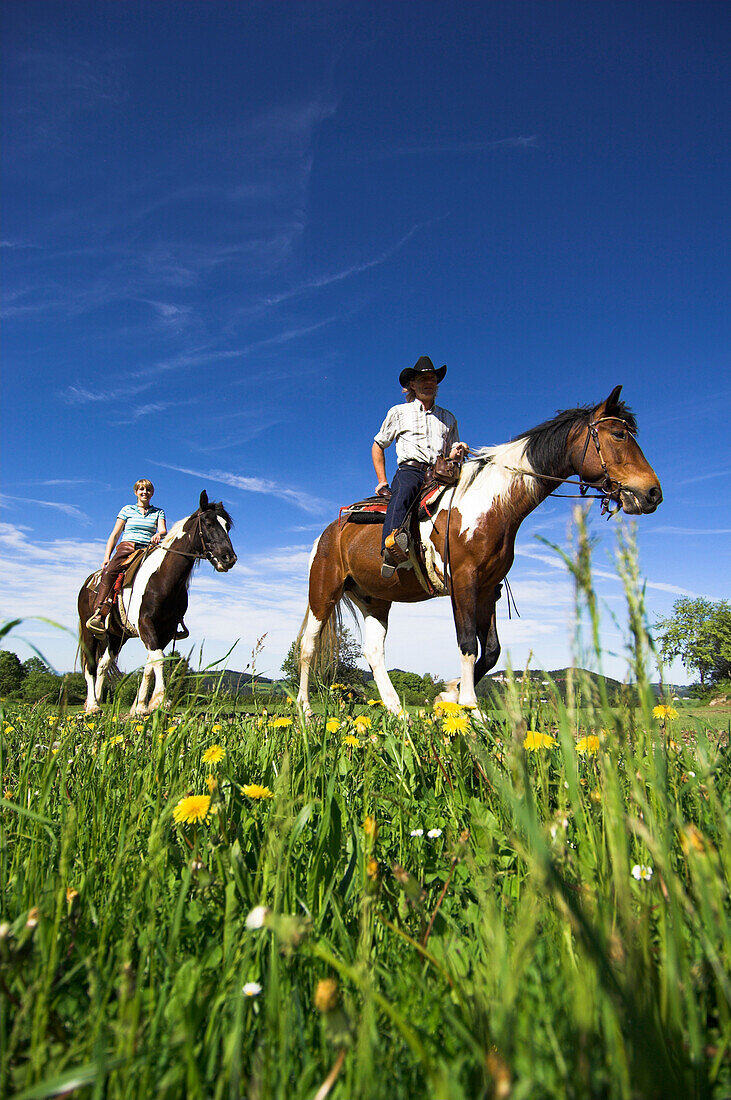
[611,430,626,441]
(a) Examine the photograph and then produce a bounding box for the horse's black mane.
[515,399,637,476]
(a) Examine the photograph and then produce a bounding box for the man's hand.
[449,442,469,461]
[375,481,391,499]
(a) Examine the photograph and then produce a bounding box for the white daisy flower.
[410,828,424,837]
[427,828,443,839]
[243,981,262,997]
[245,905,270,930]
[631,864,653,881]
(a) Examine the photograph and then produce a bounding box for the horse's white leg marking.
[457,652,481,712]
[434,678,460,707]
[131,651,156,716]
[361,613,401,714]
[83,663,100,713]
[93,650,113,708]
[147,650,166,711]
[296,610,321,717]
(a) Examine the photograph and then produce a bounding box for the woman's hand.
[150,533,161,547]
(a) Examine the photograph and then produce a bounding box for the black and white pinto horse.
[78,491,236,715]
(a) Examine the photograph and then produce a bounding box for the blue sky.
[1,2,729,685]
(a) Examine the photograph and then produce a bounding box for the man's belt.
[399,460,430,471]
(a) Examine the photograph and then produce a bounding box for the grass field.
[2,532,730,1099]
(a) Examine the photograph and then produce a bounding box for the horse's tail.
[296,592,358,675]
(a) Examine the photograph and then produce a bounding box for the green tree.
[0,650,26,696]
[655,598,731,686]
[281,625,364,689]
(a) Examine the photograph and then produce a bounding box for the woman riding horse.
[86,478,167,637]
[373,356,468,578]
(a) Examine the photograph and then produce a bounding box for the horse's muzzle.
[212,554,237,572]
[619,485,663,515]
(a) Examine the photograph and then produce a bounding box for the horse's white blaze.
[217,515,229,532]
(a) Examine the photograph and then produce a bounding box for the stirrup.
[381,556,397,579]
[86,611,108,639]
[384,529,409,564]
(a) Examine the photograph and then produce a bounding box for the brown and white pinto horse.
[297,387,662,715]
[78,491,236,715]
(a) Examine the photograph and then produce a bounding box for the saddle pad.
[339,483,448,527]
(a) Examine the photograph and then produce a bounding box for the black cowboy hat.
[399,355,447,388]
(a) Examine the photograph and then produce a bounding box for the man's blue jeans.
[382,465,426,552]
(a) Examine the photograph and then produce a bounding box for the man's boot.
[86,604,110,638]
[381,530,410,578]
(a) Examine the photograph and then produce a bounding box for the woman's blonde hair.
[134,479,154,494]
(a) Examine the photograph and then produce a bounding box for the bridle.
[465,414,636,519]
[576,415,636,516]
[158,512,227,565]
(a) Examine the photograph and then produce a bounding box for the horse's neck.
[158,521,198,586]
[462,439,562,523]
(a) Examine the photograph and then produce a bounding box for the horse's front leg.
[451,584,482,711]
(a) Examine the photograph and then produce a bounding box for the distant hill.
[477,666,691,701]
[184,665,689,700]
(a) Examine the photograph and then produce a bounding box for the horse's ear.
[604,385,623,413]
[199,490,209,510]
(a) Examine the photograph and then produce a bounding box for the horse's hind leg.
[296,531,346,717]
[82,638,101,713]
[131,648,164,715]
[354,599,402,715]
[296,608,324,717]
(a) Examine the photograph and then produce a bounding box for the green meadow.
[2,535,730,1100]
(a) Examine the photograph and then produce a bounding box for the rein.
[466,416,635,519]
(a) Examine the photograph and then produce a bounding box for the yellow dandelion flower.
[325,717,341,733]
[523,730,557,750]
[173,795,211,825]
[202,744,225,765]
[343,734,361,747]
[366,857,379,880]
[242,783,274,800]
[48,716,58,725]
[576,735,601,755]
[367,698,382,707]
[443,713,470,735]
[109,734,125,746]
[4,788,13,800]
[4,725,15,734]
[206,774,218,794]
[433,700,463,715]
[270,716,293,728]
[135,724,144,732]
[363,815,377,839]
[354,715,371,730]
[66,887,79,905]
[212,723,222,733]
[653,705,678,720]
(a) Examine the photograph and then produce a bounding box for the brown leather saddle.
[338,480,451,528]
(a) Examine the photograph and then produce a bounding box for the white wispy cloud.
[370,134,540,159]
[154,462,332,515]
[0,495,91,525]
[261,221,435,306]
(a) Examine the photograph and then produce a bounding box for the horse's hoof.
[84,705,102,715]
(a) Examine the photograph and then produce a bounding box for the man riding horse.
[372,356,468,578]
